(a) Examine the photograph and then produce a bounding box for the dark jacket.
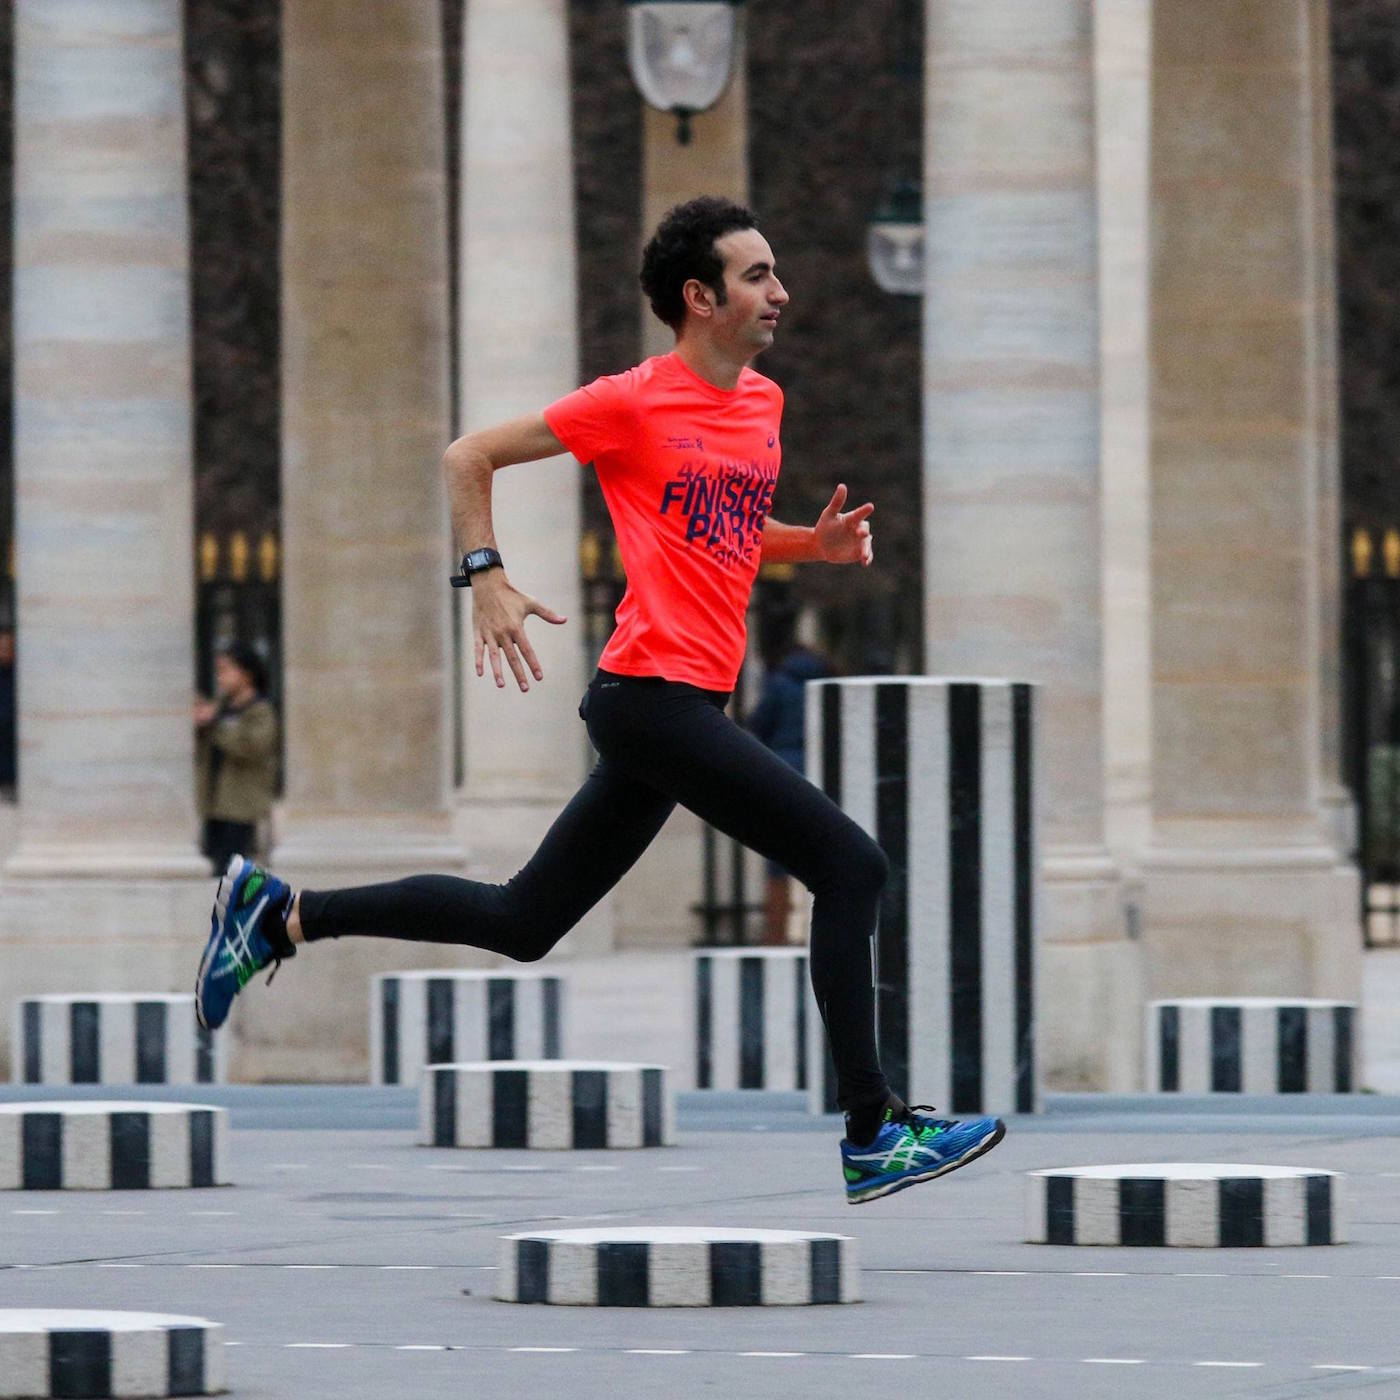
[747,648,833,770]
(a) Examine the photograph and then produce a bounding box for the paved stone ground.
[2,1090,1400,1398]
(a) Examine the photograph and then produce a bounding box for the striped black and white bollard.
[495,1227,860,1305]
[12,995,222,1086]
[421,1062,673,1149]
[0,1310,225,1398]
[370,971,564,1085]
[1026,1164,1346,1246]
[805,678,1039,1116]
[692,948,809,1091]
[0,1103,227,1190]
[1147,998,1358,1093]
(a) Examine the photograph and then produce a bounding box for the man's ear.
[681,277,715,320]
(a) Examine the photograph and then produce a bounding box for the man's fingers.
[820,483,848,520]
[502,640,530,692]
[474,634,486,678]
[847,501,875,524]
[486,639,506,689]
[517,632,544,683]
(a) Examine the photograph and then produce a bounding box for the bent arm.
[441,414,568,554]
[762,486,875,567]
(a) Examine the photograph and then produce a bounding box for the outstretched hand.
[471,572,567,692]
[814,484,875,566]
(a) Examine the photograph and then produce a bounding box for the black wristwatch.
[450,547,504,588]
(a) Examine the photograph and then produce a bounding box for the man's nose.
[771,280,789,305]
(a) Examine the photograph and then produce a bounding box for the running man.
[195,196,1005,1203]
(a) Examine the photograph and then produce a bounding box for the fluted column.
[452,0,608,949]
[1143,0,1359,1003]
[274,0,460,873]
[459,0,583,804]
[264,0,465,1076]
[1095,0,1154,859]
[0,1,209,1072]
[922,1,1138,1088]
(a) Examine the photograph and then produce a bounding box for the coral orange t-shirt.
[544,352,783,691]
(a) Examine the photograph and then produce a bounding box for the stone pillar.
[922,1,1139,1088]
[266,0,466,1076]
[1305,0,1350,860]
[454,0,599,947]
[0,0,210,1073]
[1143,0,1359,1004]
[1095,0,1154,860]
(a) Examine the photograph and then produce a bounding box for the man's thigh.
[616,701,860,886]
[513,758,678,916]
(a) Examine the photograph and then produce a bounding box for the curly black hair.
[639,196,758,332]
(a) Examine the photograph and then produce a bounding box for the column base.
[0,858,213,1081]
[231,810,472,1081]
[1041,939,1145,1091]
[1138,843,1362,1006]
[1039,845,1143,1090]
[270,810,467,884]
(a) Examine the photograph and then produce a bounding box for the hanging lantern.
[867,179,924,296]
[626,1,744,145]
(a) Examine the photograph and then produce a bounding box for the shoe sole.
[845,1119,1007,1205]
[194,854,247,1031]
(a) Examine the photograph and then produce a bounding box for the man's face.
[700,227,788,355]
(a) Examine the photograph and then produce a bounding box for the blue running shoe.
[841,1104,1005,1204]
[195,855,295,1031]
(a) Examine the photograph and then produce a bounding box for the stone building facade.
[0,0,1389,1085]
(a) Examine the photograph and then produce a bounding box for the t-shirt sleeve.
[543,371,636,468]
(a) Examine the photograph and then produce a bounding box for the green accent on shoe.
[240,870,266,902]
[844,1166,863,1183]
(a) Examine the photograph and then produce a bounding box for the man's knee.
[498,886,573,963]
[808,826,887,897]
[847,833,889,894]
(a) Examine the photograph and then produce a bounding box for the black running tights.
[299,670,891,1111]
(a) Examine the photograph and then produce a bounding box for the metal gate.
[1345,524,1400,947]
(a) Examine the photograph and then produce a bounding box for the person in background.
[748,631,833,944]
[195,642,278,875]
